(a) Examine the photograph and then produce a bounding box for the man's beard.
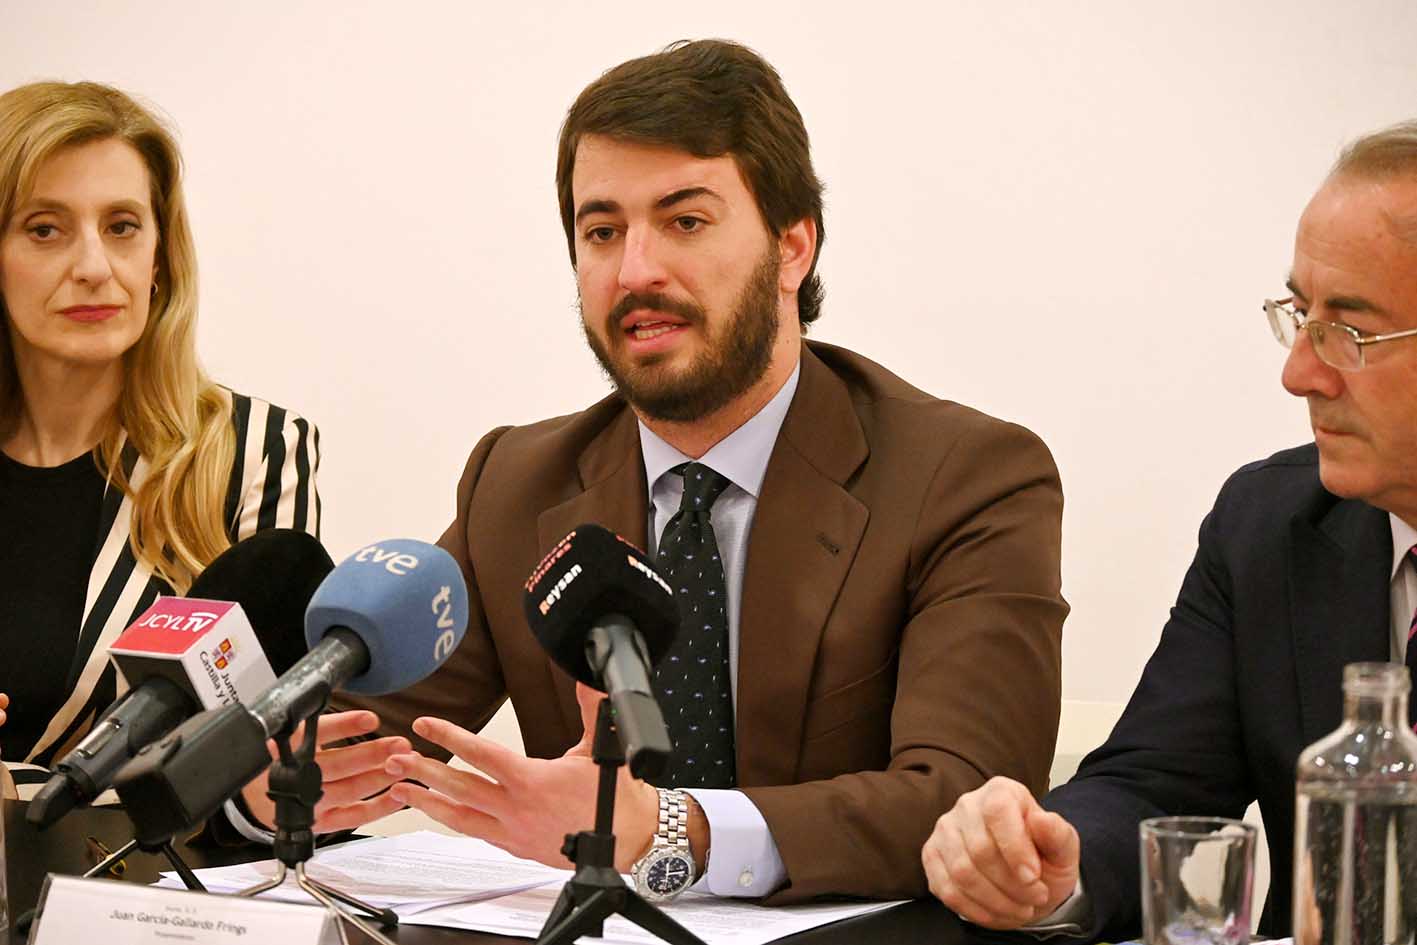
[581,247,781,423]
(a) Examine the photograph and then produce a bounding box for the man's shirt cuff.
[683,788,786,898]
[1021,879,1090,937]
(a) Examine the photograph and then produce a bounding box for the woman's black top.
[0,450,105,762]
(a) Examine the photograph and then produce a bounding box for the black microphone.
[114,539,469,844]
[26,530,333,829]
[522,524,679,779]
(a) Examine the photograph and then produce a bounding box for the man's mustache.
[607,293,704,332]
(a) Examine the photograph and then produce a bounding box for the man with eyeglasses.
[921,119,1417,941]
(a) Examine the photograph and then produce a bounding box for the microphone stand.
[235,713,399,944]
[12,801,208,938]
[535,697,706,945]
[83,833,205,890]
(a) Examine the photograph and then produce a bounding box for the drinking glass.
[1140,816,1256,945]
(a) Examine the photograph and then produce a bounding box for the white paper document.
[406,883,903,945]
[157,830,569,913]
[158,830,903,943]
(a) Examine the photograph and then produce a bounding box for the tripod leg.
[619,891,710,945]
[302,874,399,927]
[538,882,580,937]
[296,864,398,945]
[81,837,139,880]
[161,840,207,892]
[235,860,289,897]
[535,888,616,945]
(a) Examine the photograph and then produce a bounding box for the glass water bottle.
[1293,662,1417,945]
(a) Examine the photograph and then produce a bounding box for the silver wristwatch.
[631,788,697,901]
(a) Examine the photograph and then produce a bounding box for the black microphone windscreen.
[522,524,679,687]
[188,529,334,675]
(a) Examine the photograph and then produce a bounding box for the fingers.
[924,831,1022,928]
[923,777,1058,929]
[1028,808,1080,868]
[971,785,1045,885]
[314,709,383,743]
[242,741,409,831]
[956,782,1049,904]
[0,691,9,727]
[928,815,1044,926]
[389,781,506,845]
[314,789,406,833]
[410,716,523,781]
[385,751,504,815]
[317,735,410,783]
[245,711,400,832]
[315,764,403,814]
[267,710,381,758]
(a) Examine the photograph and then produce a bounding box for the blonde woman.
[0,82,406,836]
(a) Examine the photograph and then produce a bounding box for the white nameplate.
[32,874,340,945]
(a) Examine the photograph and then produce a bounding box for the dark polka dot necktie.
[651,461,736,789]
[1406,545,1417,730]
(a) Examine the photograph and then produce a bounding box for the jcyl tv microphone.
[27,529,333,828]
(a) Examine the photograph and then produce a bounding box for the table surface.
[3,799,982,945]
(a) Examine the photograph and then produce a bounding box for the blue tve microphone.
[305,539,468,696]
[113,539,468,844]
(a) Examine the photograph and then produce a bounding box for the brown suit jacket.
[344,340,1066,902]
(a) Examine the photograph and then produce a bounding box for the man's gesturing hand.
[240,709,411,833]
[385,683,660,872]
[922,776,1080,929]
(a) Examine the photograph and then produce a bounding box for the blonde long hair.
[0,82,234,591]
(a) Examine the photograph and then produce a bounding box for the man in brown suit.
[346,40,1067,903]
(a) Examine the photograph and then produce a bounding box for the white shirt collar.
[638,363,802,499]
[1389,512,1417,581]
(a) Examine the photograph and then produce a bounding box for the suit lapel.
[735,345,870,786]
[1290,497,1392,744]
[536,405,649,736]
[30,444,157,763]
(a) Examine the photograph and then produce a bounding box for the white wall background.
[5,0,1416,707]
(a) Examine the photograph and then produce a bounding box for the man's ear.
[777,217,817,295]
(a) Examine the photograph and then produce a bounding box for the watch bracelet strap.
[656,787,691,852]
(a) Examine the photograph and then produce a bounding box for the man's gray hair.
[1332,119,1417,243]
[1333,119,1417,178]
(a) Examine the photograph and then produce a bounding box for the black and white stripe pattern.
[21,390,321,771]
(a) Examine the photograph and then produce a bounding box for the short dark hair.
[556,39,827,327]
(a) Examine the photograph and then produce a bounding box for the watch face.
[644,850,694,898]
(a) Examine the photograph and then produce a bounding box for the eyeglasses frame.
[1263,297,1417,371]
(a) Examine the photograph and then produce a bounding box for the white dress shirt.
[1389,513,1417,661]
[638,363,801,898]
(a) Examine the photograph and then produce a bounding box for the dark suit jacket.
[1044,443,1392,941]
[345,340,1067,901]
